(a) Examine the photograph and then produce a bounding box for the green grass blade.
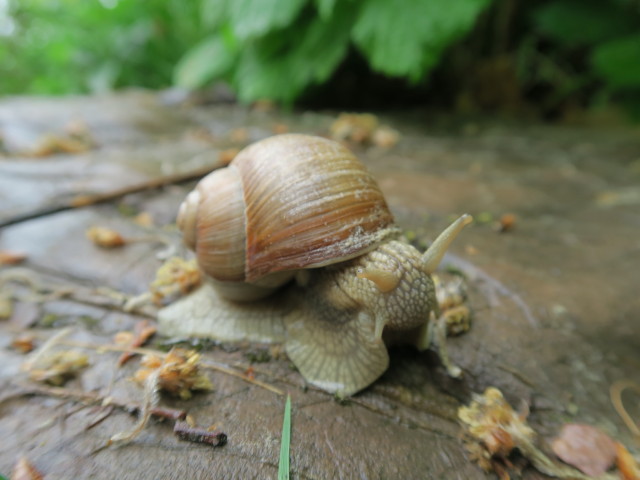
[278,394,291,480]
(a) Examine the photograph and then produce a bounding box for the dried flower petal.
[458,387,534,471]
[86,226,127,248]
[150,257,201,305]
[551,423,617,477]
[134,348,212,400]
[27,350,89,385]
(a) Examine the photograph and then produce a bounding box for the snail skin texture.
[158,134,472,396]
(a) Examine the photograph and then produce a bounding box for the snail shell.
[161,133,473,396]
[177,134,400,300]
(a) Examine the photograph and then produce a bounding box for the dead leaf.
[11,334,36,353]
[551,423,617,476]
[11,456,44,480]
[0,250,27,265]
[86,226,127,248]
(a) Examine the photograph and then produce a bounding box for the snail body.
[158,134,471,396]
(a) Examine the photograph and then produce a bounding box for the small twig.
[58,339,285,396]
[173,421,227,447]
[85,405,115,430]
[12,383,187,422]
[610,380,640,440]
[0,163,223,229]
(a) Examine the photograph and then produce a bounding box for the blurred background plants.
[1,0,640,119]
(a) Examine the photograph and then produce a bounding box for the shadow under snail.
[158,133,472,396]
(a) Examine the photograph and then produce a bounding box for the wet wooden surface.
[1,92,639,479]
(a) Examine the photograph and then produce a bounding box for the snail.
[158,134,472,396]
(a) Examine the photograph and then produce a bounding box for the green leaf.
[174,35,236,89]
[278,394,291,480]
[200,0,227,28]
[352,0,491,79]
[233,6,353,102]
[533,0,637,47]
[227,0,308,40]
[592,34,640,88]
[315,0,338,19]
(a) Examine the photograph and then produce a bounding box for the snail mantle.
[157,134,472,396]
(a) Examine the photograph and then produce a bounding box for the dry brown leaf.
[551,423,617,476]
[117,319,157,366]
[11,456,44,480]
[11,334,36,353]
[0,250,27,265]
[330,113,379,144]
[86,226,127,248]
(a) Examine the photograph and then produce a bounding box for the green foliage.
[352,0,491,80]
[531,0,640,114]
[3,0,492,101]
[0,0,206,94]
[177,0,491,102]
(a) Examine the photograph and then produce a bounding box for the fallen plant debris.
[26,349,89,386]
[329,113,400,148]
[173,420,227,447]
[109,369,161,446]
[116,319,157,366]
[0,162,224,230]
[9,383,187,424]
[85,226,127,248]
[551,424,617,477]
[29,133,93,157]
[21,327,89,385]
[149,257,201,306]
[0,294,13,319]
[11,334,36,353]
[56,339,284,395]
[433,274,471,336]
[458,387,620,479]
[134,347,213,400]
[0,250,27,265]
[616,442,640,480]
[10,456,43,480]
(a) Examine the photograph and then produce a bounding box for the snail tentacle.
[421,214,473,274]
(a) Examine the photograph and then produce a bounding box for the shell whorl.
[177,166,247,282]
[177,133,399,298]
